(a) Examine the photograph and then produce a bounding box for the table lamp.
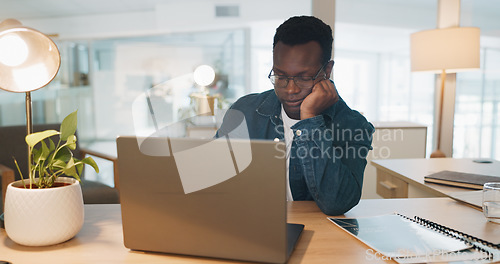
[410,27,480,158]
[0,18,61,170]
[190,64,218,116]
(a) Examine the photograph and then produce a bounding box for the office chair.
[0,124,120,213]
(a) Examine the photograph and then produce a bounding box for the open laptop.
[116,136,304,264]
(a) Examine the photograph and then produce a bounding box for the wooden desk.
[1,198,499,264]
[372,158,500,199]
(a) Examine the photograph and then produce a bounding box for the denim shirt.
[216,88,375,215]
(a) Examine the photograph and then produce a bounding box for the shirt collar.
[256,90,281,119]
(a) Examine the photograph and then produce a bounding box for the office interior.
[0,0,499,201]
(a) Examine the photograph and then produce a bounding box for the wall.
[21,0,311,40]
[13,1,315,140]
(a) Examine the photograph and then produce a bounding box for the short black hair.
[273,16,333,64]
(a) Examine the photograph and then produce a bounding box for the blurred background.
[0,0,499,187]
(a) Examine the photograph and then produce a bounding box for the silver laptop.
[116,136,304,264]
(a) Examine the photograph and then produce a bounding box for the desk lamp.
[0,19,61,170]
[410,27,480,158]
[191,64,218,116]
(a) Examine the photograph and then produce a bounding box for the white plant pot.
[4,177,84,246]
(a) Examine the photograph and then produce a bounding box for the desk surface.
[372,158,500,197]
[1,198,499,264]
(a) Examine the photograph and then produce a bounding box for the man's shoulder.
[231,89,276,109]
[333,98,374,131]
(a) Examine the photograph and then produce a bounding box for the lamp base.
[430,149,446,158]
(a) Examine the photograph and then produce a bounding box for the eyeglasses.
[268,62,330,89]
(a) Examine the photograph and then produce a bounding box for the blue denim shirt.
[216,88,374,215]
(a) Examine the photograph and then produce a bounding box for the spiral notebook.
[329,214,500,263]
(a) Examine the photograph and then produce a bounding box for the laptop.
[116,136,304,263]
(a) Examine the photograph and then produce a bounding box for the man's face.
[272,41,326,120]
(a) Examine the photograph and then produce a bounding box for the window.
[334,0,437,155]
[454,0,500,160]
[0,29,247,143]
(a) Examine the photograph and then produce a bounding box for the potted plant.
[4,110,99,246]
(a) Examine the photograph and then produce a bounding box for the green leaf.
[48,138,55,152]
[66,135,77,150]
[54,147,71,162]
[64,166,77,178]
[32,147,42,162]
[52,159,66,169]
[81,156,99,173]
[72,172,81,182]
[40,140,51,161]
[76,162,83,175]
[60,110,78,141]
[63,157,78,177]
[26,130,59,147]
[63,157,81,183]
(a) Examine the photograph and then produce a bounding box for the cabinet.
[361,122,427,199]
[371,158,500,199]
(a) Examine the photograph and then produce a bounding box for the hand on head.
[300,78,338,120]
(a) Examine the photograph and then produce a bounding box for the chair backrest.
[0,124,82,181]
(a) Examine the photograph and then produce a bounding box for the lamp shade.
[0,19,60,93]
[410,27,480,73]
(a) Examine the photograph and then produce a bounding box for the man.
[216,16,374,215]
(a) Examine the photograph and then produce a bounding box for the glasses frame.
[268,61,330,89]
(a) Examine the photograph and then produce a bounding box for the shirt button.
[295,130,302,136]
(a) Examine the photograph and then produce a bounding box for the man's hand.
[300,79,338,120]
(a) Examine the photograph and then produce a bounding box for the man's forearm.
[291,115,373,215]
